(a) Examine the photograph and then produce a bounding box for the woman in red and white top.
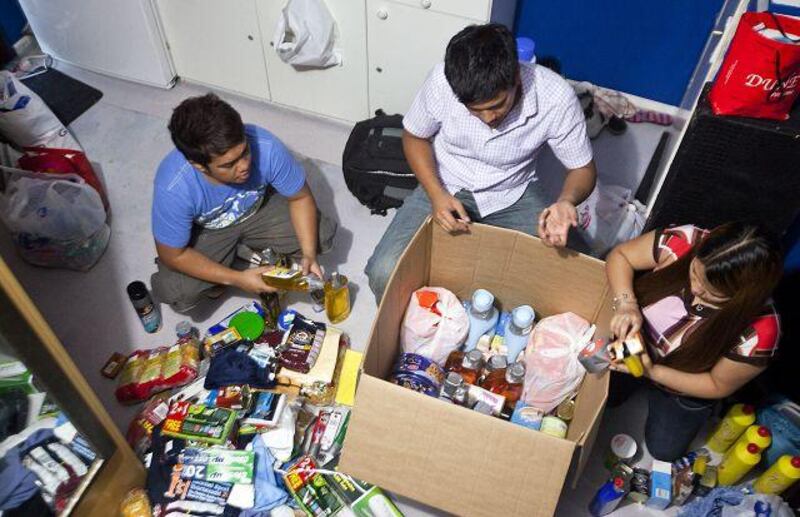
[605,223,782,461]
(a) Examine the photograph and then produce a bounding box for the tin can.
[389,372,439,397]
[556,398,576,422]
[628,468,650,504]
[392,353,446,387]
[579,338,610,373]
[540,416,568,438]
[605,433,638,470]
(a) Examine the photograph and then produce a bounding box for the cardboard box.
[339,221,611,517]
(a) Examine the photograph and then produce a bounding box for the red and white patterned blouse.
[641,225,780,367]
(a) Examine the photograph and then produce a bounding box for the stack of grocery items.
[112,299,402,517]
[388,286,637,439]
[588,402,800,515]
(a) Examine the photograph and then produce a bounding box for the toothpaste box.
[647,460,672,510]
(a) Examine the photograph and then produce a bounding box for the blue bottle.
[516,37,536,63]
[588,477,626,516]
[464,289,499,352]
[504,305,535,362]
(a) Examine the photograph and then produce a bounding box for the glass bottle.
[484,361,526,409]
[443,349,483,385]
[479,354,507,386]
[439,372,465,402]
[254,248,283,329]
[324,272,351,324]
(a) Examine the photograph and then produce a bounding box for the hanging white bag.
[576,182,646,258]
[0,166,110,271]
[0,71,79,150]
[273,0,342,68]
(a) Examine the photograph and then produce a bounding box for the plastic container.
[732,425,772,453]
[324,272,351,324]
[707,403,756,453]
[229,311,265,341]
[464,289,498,351]
[718,442,761,486]
[504,305,535,362]
[753,455,800,495]
[604,434,638,470]
[516,37,536,63]
[127,281,161,333]
[588,477,625,516]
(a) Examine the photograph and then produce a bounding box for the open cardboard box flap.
[340,221,610,516]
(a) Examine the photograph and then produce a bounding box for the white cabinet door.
[367,0,480,115]
[156,0,270,100]
[256,0,369,122]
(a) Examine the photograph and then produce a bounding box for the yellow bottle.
[261,265,323,292]
[732,425,772,452]
[718,442,761,486]
[324,272,351,324]
[753,455,800,495]
[706,404,756,453]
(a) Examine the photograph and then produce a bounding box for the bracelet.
[611,293,638,312]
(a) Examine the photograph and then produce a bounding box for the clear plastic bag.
[521,312,589,413]
[0,167,110,271]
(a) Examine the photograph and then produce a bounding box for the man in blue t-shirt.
[151,94,336,312]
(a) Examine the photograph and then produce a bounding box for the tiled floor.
[0,62,683,516]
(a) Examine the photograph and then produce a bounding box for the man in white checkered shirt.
[366,24,597,301]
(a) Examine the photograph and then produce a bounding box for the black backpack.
[342,110,417,215]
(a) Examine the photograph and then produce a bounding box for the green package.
[351,486,404,517]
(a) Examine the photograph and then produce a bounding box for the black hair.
[168,93,245,167]
[444,24,519,105]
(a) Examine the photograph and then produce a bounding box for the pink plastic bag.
[401,287,469,365]
[521,312,589,412]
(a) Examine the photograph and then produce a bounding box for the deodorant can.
[127,281,161,333]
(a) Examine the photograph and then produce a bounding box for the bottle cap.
[791,456,800,469]
[746,443,760,454]
[445,372,464,387]
[488,355,507,371]
[742,404,755,415]
[757,426,771,437]
[506,362,526,383]
[176,320,192,335]
[472,289,495,313]
[126,281,149,301]
[512,305,535,329]
[613,477,624,489]
[463,350,484,370]
[229,311,266,341]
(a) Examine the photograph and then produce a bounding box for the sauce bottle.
[479,354,507,386]
[718,442,761,486]
[504,305,535,363]
[464,289,499,351]
[324,272,351,324]
[439,372,465,402]
[732,424,771,452]
[253,247,284,329]
[459,350,484,385]
[706,403,756,453]
[127,281,161,333]
[753,455,800,495]
[484,361,526,410]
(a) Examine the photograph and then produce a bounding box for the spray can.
[718,442,761,486]
[706,404,756,453]
[753,455,800,495]
[126,281,161,333]
[588,477,626,516]
[732,424,771,453]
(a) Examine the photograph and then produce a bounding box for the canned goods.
[540,416,568,438]
[392,353,446,386]
[628,468,650,504]
[556,398,576,422]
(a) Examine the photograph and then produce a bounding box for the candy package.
[115,337,200,404]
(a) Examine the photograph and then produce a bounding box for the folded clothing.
[205,344,277,390]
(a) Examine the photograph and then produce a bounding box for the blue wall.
[514,0,724,105]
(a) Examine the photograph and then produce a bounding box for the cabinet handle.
[247,35,254,41]
[420,0,431,8]
[376,8,388,20]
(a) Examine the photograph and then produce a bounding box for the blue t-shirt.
[152,124,305,248]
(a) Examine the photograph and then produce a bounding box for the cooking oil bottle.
[261,263,324,292]
[324,272,351,324]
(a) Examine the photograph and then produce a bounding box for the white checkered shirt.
[403,62,593,217]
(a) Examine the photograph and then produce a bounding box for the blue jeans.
[609,372,716,462]
[365,182,550,302]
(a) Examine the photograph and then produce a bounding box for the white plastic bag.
[273,0,342,68]
[0,166,110,271]
[576,182,646,258]
[720,493,794,517]
[521,312,589,413]
[401,287,469,365]
[0,71,79,149]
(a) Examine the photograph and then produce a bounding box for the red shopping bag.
[17,146,109,210]
[709,12,800,120]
